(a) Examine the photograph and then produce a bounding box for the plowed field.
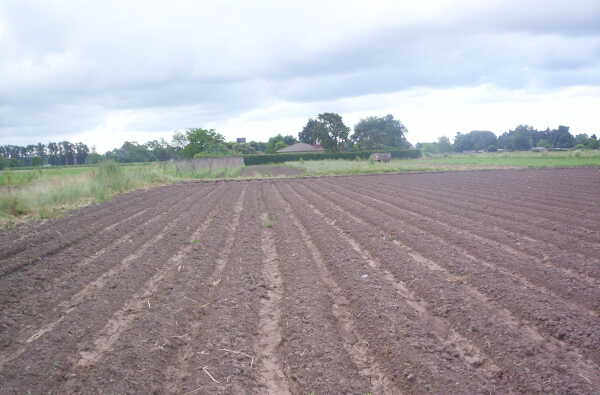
[1,168,599,394]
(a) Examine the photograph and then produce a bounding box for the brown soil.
[240,165,305,178]
[1,168,599,394]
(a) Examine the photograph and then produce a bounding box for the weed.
[262,213,275,228]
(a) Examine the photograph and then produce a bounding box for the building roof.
[277,143,325,153]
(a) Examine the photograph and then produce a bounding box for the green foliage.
[0,161,178,224]
[299,113,350,152]
[586,134,600,149]
[352,114,410,150]
[181,128,228,158]
[243,149,421,165]
[106,141,158,163]
[437,136,453,153]
[86,152,104,164]
[416,142,439,154]
[0,141,90,167]
[498,125,577,150]
[454,130,497,152]
[266,134,298,153]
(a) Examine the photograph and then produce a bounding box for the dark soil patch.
[240,165,305,178]
[1,168,599,394]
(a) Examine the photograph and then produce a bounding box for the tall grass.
[0,161,176,224]
[0,160,248,224]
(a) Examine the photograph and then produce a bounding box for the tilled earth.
[1,168,600,394]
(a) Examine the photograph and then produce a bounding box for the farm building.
[276,143,325,153]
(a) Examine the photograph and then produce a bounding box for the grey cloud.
[1,0,600,146]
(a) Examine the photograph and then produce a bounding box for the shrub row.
[242,149,421,166]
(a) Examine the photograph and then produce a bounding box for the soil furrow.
[265,183,385,394]
[0,184,220,359]
[0,183,209,305]
[0,186,155,258]
[2,169,600,394]
[329,178,600,312]
[0,183,230,393]
[0,184,169,262]
[402,177,600,230]
[57,184,245,394]
[161,185,247,394]
[255,212,291,395]
[0,183,194,279]
[436,169,600,208]
[302,179,600,368]
[350,176,600,282]
[365,175,600,257]
[162,183,266,394]
[289,183,502,381]
[277,182,495,394]
[294,180,600,393]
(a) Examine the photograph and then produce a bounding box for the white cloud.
[1,0,600,151]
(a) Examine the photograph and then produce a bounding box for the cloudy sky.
[1,0,599,152]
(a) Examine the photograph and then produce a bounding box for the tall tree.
[454,131,497,152]
[299,113,349,152]
[74,143,90,164]
[437,136,453,153]
[352,114,409,150]
[298,119,322,145]
[181,128,227,158]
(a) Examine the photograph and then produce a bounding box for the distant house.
[236,138,246,143]
[276,143,325,153]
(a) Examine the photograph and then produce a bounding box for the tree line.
[1,113,410,168]
[417,125,599,154]
[4,117,597,169]
[0,141,90,168]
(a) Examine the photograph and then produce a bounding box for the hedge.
[242,149,421,166]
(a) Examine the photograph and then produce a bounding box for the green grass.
[0,167,94,187]
[285,150,600,176]
[0,160,243,225]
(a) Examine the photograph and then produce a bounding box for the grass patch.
[285,150,600,176]
[0,160,250,225]
[0,161,175,225]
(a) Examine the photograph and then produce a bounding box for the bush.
[243,149,421,165]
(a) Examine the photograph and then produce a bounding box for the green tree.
[299,113,350,152]
[551,125,575,148]
[437,136,453,153]
[266,134,298,153]
[586,134,599,149]
[415,142,439,154]
[181,128,227,158]
[575,134,589,146]
[352,114,409,150]
[172,131,188,152]
[454,131,497,152]
[106,141,154,163]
